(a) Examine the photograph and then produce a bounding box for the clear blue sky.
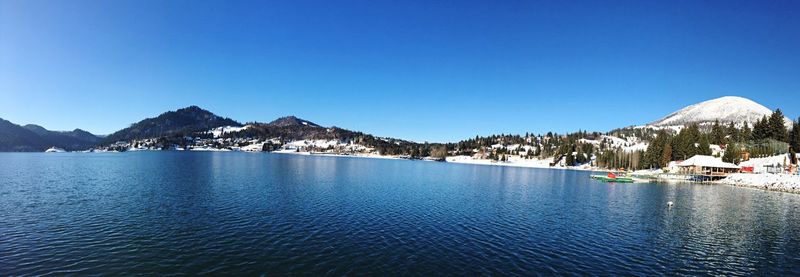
[1,0,798,142]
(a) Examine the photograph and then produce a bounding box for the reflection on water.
[1,152,799,275]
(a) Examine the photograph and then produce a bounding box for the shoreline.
[270,150,405,160]
[716,173,800,194]
[444,155,597,171]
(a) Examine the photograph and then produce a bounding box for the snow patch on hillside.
[578,135,647,152]
[208,125,251,138]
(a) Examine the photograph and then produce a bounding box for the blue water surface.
[1,152,799,275]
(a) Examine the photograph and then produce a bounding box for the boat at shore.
[591,172,635,183]
[591,175,634,183]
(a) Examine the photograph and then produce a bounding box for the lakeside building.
[677,155,741,181]
[740,154,796,174]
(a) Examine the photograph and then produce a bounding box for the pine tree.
[722,143,741,164]
[698,135,712,156]
[752,116,769,141]
[790,118,800,145]
[643,138,663,168]
[672,123,701,160]
[661,142,672,168]
[768,109,789,142]
[710,120,726,145]
[726,122,739,143]
[741,122,753,142]
[671,131,685,161]
[790,118,800,163]
[644,130,671,168]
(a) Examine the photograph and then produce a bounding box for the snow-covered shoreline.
[445,155,596,171]
[718,173,800,194]
[271,150,404,160]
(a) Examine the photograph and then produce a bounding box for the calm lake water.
[1,152,800,275]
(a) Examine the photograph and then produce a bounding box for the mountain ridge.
[1,97,796,152]
[0,120,101,151]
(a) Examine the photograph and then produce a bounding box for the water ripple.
[1,152,800,275]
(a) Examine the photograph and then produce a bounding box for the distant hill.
[0,120,101,151]
[267,116,321,127]
[102,106,241,144]
[222,116,420,155]
[0,119,48,151]
[647,96,792,128]
[23,124,101,150]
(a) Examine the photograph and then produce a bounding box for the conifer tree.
[661,143,672,168]
[752,116,769,141]
[726,122,739,142]
[643,138,663,168]
[710,120,726,145]
[722,143,741,164]
[741,122,752,142]
[768,109,789,142]
[791,118,800,145]
[698,135,712,156]
[790,118,800,164]
[672,123,701,160]
[643,129,671,168]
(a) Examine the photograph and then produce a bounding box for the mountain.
[0,118,48,151]
[647,96,792,128]
[102,106,241,144]
[0,120,101,151]
[23,124,101,150]
[63,128,102,143]
[235,115,351,141]
[267,116,320,127]
[22,124,51,136]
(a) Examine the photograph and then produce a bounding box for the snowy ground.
[719,173,800,194]
[189,146,232,152]
[272,150,402,160]
[445,155,596,171]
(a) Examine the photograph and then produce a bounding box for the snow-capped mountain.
[647,96,791,128]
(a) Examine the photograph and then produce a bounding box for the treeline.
[454,130,644,167]
[226,123,448,158]
[454,131,604,160]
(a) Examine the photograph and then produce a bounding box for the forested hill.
[102,106,241,144]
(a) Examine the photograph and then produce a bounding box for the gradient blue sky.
[1,0,798,142]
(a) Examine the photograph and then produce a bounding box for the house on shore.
[739,154,795,174]
[677,155,741,181]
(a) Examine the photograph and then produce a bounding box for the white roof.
[678,155,740,169]
[740,154,790,168]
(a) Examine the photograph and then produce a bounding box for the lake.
[1,152,799,275]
